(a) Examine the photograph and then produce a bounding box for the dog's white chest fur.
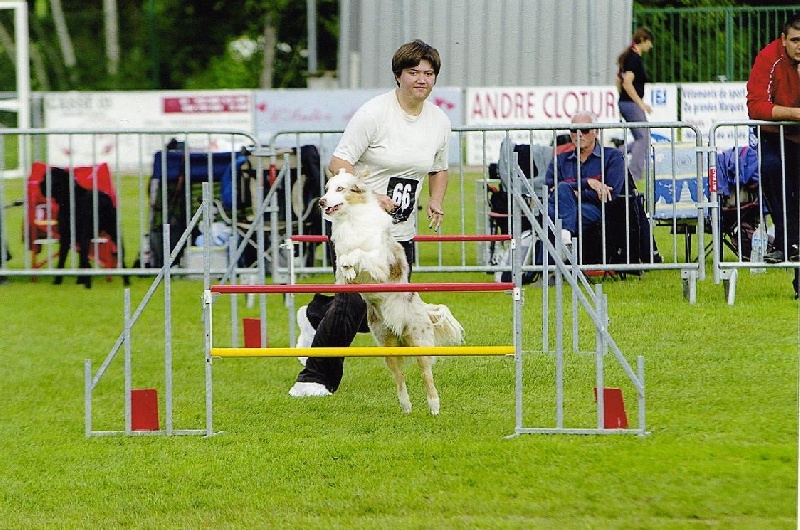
[319,169,407,285]
[317,168,463,415]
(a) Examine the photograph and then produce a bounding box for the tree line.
[0,0,788,93]
[0,0,338,92]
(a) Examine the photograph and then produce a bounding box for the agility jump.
[86,181,648,437]
[205,276,521,419]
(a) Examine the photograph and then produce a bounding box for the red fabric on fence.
[26,162,119,269]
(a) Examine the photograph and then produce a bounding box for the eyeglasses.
[569,128,597,135]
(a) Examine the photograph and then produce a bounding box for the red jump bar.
[290,234,512,243]
[211,282,515,294]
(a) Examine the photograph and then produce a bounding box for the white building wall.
[338,0,633,89]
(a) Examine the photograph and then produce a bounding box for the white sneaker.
[560,229,573,247]
[296,305,316,366]
[560,229,573,261]
[288,381,331,397]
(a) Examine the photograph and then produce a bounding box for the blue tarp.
[151,151,238,182]
[716,146,759,197]
[219,153,249,211]
[151,150,247,211]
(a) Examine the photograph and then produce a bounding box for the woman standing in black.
[617,27,654,182]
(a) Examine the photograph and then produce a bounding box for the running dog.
[318,168,464,415]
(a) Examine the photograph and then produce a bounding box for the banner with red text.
[464,84,677,166]
[43,90,253,169]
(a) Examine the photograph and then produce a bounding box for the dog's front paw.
[338,253,359,281]
[339,265,356,281]
[338,252,356,269]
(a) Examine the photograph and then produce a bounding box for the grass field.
[1,174,799,528]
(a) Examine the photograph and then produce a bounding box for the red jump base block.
[130,388,159,431]
[243,318,266,348]
[594,387,629,429]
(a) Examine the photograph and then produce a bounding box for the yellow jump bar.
[211,345,515,358]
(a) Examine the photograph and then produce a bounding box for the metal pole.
[163,223,173,435]
[307,0,318,75]
[124,289,131,433]
[595,285,606,430]
[84,359,92,437]
[511,158,524,433]
[338,0,351,88]
[555,220,565,429]
[637,355,646,434]
[541,187,550,354]
[13,0,31,175]
[709,146,720,285]
[202,183,215,436]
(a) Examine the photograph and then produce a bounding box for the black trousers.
[295,238,415,392]
[760,132,800,256]
[759,131,799,296]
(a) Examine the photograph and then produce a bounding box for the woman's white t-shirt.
[332,90,451,241]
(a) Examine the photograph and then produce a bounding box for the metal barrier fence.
[0,128,291,284]
[0,124,712,300]
[708,120,800,304]
[12,122,796,306]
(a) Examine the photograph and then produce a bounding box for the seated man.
[545,111,625,247]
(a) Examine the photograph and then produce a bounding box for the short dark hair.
[783,13,800,35]
[391,39,441,86]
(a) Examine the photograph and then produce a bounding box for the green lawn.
[0,173,798,528]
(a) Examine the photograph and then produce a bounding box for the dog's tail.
[425,303,464,346]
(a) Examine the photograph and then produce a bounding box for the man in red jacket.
[746,12,800,297]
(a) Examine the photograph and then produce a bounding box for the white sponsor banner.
[43,90,254,170]
[253,87,463,164]
[464,84,678,166]
[679,82,749,149]
[646,84,680,136]
[254,88,381,146]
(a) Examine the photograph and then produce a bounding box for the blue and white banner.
[680,82,749,148]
